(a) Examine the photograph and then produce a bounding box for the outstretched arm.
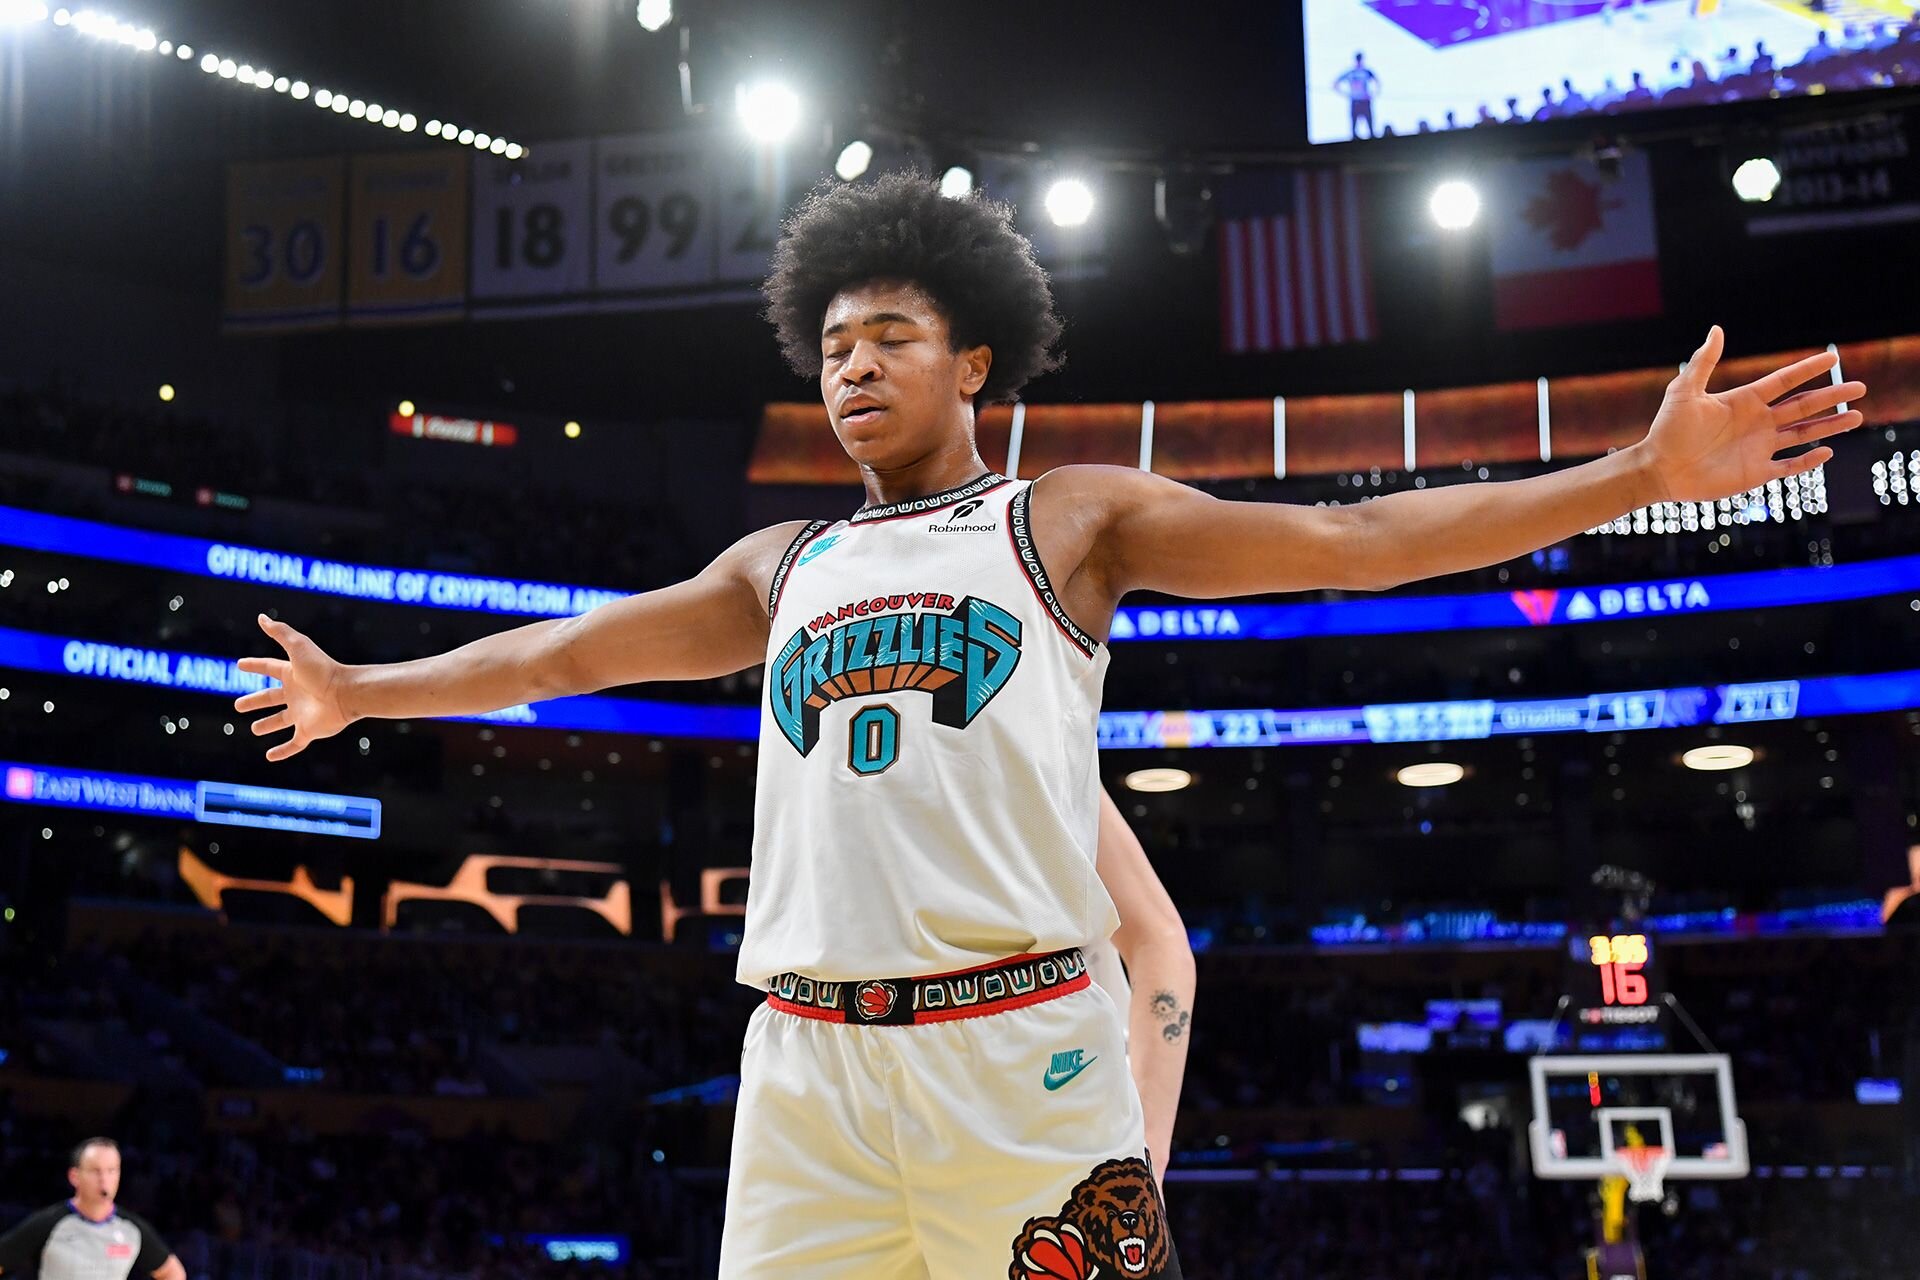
[233,521,807,761]
[1095,788,1194,1193]
[1063,330,1863,599]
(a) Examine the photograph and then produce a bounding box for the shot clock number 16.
[1589,932,1651,1006]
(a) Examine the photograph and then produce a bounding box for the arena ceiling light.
[834,140,873,181]
[1123,767,1192,793]
[1396,762,1465,788]
[736,80,801,143]
[50,5,520,155]
[1681,745,1754,772]
[1731,158,1781,203]
[635,0,672,32]
[1429,179,1480,230]
[1044,177,1095,228]
[938,165,975,199]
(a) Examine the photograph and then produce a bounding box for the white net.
[1617,1146,1673,1203]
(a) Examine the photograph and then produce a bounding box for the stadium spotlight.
[425,119,442,136]
[396,400,415,418]
[457,128,475,144]
[273,76,288,92]
[1397,762,1465,787]
[1682,744,1754,771]
[1731,157,1780,203]
[1123,767,1193,793]
[489,136,506,154]
[314,88,332,107]
[289,80,308,99]
[736,80,801,143]
[504,142,524,160]
[174,43,190,58]
[199,52,216,72]
[938,165,974,199]
[835,140,873,182]
[348,98,366,118]
[157,384,175,403]
[0,1,49,24]
[382,108,399,127]
[217,58,236,77]
[635,0,671,32]
[1044,177,1095,228]
[564,420,583,439]
[1429,180,1480,230]
[398,113,415,131]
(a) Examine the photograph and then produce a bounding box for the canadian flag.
[1489,152,1662,331]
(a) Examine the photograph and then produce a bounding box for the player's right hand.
[232,614,354,762]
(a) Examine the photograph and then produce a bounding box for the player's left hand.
[1637,326,1865,504]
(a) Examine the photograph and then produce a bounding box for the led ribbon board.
[0,504,624,619]
[9,623,1920,749]
[0,625,756,740]
[5,500,1920,636]
[1110,555,1920,641]
[2,760,380,838]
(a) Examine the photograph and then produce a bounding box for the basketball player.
[233,172,1863,1275]
[1335,53,1381,139]
[0,1139,186,1280]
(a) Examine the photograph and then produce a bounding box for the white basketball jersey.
[737,472,1120,986]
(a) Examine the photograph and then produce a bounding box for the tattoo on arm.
[1151,989,1190,1042]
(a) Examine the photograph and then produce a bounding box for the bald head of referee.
[0,1139,185,1280]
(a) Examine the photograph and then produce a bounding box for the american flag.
[1217,168,1375,353]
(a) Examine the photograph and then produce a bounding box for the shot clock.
[1567,932,1664,1042]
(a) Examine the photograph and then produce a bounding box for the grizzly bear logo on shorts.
[1008,1156,1179,1279]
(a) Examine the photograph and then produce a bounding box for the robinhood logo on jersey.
[930,498,997,533]
[769,593,1022,755]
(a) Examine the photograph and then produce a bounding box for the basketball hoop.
[1615,1145,1672,1203]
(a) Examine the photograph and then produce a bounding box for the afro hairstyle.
[761,170,1064,406]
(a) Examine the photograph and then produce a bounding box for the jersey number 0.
[847,705,901,776]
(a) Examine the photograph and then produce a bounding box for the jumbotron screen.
[1304,0,1915,145]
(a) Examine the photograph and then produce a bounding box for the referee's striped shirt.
[0,1203,171,1280]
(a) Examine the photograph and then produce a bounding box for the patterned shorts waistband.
[765,948,1089,1026]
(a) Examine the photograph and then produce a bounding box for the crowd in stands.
[9,377,1915,617]
[2,1081,1915,1278]
[0,1095,704,1280]
[11,911,1911,1127]
[1380,16,1920,138]
[12,928,760,1100]
[0,381,701,594]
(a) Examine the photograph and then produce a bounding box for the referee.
[0,1139,184,1280]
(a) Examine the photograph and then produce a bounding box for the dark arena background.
[4,0,1920,1275]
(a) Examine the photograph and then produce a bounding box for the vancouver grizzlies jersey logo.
[770,592,1022,756]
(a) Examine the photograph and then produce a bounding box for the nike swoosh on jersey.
[1042,1055,1098,1091]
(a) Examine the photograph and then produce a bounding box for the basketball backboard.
[1529,1053,1748,1184]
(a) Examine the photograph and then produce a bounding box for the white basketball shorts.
[718,948,1183,1278]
